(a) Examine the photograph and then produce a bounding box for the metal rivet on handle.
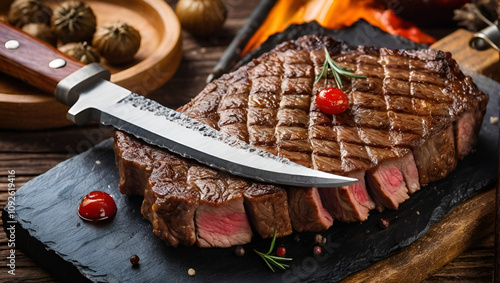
[5,40,20,50]
[49,58,66,69]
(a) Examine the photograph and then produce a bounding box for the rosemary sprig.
[315,46,367,88]
[254,230,292,272]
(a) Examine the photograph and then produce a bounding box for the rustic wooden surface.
[0,0,499,282]
[0,0,183,130]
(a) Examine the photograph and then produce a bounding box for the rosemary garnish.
[254,230,292,272]
[315,46,367,88]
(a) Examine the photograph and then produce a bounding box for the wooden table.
[0,0,497,282]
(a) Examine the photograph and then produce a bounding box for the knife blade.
[0,21,357,188]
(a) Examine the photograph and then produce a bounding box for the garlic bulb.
[176,0,228,37]
[51,0,97,44]
[59,41,101,64]
[22,23,57,46]
[8,0,52,28]
[92,21,141,64]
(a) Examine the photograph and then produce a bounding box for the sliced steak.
[319,171,375,222]
[144,174,199,247]
[114,130,155,196]
[115,131,199,247]
[114,34,488,246]
[187,166,253,248]
[413,125,457,185]
[456,107,485,159]
[243,183,293,238]
[366,152,420,211]
[114,128,291,247]
[287,187,333,232]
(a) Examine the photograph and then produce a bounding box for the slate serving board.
[3,22,500,282]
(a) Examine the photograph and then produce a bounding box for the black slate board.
[3,21,500,282]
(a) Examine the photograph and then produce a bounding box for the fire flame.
[242,0,436,55]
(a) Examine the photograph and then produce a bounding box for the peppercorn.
[129,254,140,266]
[314,234,326,246]
[276,246,286,257]
[313,245,322,256]
[235,245,245,257]
[379,218,390,229]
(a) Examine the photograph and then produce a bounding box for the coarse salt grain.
[490,116,498,124]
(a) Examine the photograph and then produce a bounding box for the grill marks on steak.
[184,35,486,222]
[114,35,488,246]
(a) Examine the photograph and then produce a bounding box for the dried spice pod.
[59,41,101,64]
[92,21,141,64]
[22,23,57,46]
[175,0,228,37]
[51,0,96,44]
[7,0,53,28]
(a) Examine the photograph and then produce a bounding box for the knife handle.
[0,21,84,94]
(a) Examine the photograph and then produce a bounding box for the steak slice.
[366,152,420,211]
[114,34,488,246]
[456,107,485,160]
[114,131,199,247]
[243,183,293,238]
[114,131,292,247]
[287,187,333,232]
[187,166,253,248]
[319,171,375,222]
[144,172,199,247]
[413,125,457,186]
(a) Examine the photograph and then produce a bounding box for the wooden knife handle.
[0,21,84,94]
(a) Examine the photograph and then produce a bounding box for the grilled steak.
[114,131,292,247]
[114,35,488,247]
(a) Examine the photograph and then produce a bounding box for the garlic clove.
[176,0,228,37]
[59,41,101,64]
[92,21,141,65]
[8,0,53,28]
[51,0,97,44]
[22,22,57,47]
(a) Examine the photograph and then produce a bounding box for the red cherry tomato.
[276,246,286,257]
[78,191,117,222]
[316,88,349,115]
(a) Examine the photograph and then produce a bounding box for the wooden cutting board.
[344,28,500,282]
[0,0,182,130]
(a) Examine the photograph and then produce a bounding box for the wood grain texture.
[343,188,496,282]
[430,28,500,80]
[0,0,182,130]
[0,21,84,94]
